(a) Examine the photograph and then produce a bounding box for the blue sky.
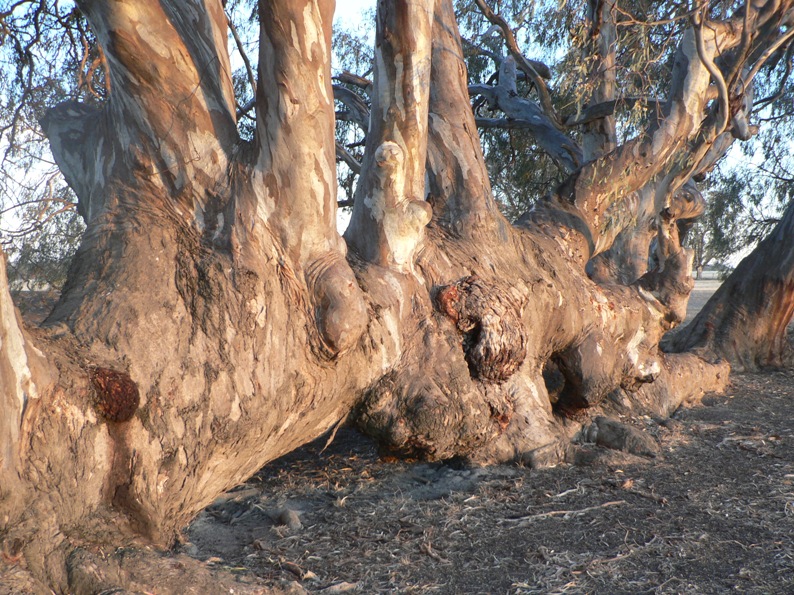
[334,1,376,27]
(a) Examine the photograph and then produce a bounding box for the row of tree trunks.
[1,1,394,590]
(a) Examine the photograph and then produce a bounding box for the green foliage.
[686,138,794,271]
[686,174,753,271]
[3,187,84,291]
[0,0,98,288]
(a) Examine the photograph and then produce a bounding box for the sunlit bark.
[4,0,794,591]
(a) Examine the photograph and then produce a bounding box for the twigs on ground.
[504,500,626,527]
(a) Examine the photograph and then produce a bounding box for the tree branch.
[526,13,740,262]
[39,101,106,223]
[345,0,435,272]
[254,0,367,355]
[66,0,238,209]
[744,27,794,86]
[469,62,582,174]
[0,250,52,495]
[693,11,730,136]
[335,141,361,174]
[473,0,560,126]
[754,41,794,108]
[462,36,552,79]
[333,85,370,131]
[424,0,503,236]
[581,0,617,160]
[226,10,256,101]
[333,70,372,91]
[255,0,343,258]
[563,98,663,127]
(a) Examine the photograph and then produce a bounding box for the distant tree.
[685,174,751,278]
[0,1,99,289]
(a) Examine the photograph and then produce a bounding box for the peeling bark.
[425,0,504,238]
[345,0,435,272]
[8,1,793,591]
[0,255,53,508]
[255,0,368,355]
[581,0,617,161]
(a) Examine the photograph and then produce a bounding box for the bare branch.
[335,141,361,174]
[744,27,794,86]
[236,98,255,119]
[462,36,552,79]
[0,247,53,486]
[469,68,582,173]
[333,70,372,90]
[473,0,560,126]
[424,0,502,235]
[461,36,502,66]
[227,10,256,106]
[614,3,694,28]
[581,0,617,160]
[754,41,794,107]
[39,101,105,222]
[333,85,370,131]
[693,11,730,136]
[563,98,663,127]
[255,0,368,356]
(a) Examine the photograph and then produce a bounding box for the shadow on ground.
[183,371,794,594]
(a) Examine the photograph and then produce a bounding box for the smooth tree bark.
[2,0,793,591]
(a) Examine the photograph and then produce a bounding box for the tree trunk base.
[64,547,286,595]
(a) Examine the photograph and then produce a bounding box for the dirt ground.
[184,371,794,595]
[6,281,794,594]
[684,280,722,324]
[177,281,794,594]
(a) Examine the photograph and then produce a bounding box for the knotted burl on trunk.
[354,276,530,461]
[88,367,140,423]
[435,275,529,383]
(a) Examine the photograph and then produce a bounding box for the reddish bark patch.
[89,367,140,422]
[436,284,461,323]
[435,276,527,383]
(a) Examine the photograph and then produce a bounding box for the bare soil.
[6,282,794,594]
[176,282,794,594]
[683,280,722,325]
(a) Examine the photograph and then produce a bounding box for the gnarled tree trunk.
[668,199,794,370]
[4,0,792,591]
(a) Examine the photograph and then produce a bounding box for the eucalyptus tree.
[670,136,794,369]
[450,0,794,369]
[2,0,794,591]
